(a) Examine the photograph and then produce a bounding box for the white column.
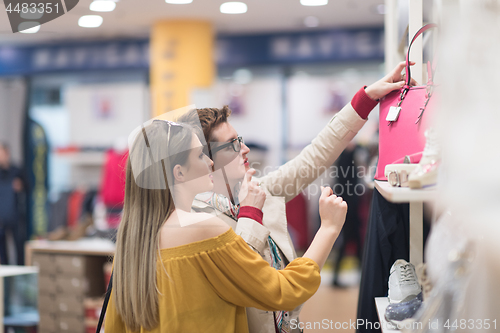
[384,0,400,74]
[409,201,423,265]
[409,0,423,84]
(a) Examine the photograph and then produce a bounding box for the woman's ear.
[173,164,185,183]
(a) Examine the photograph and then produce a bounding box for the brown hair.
[179,106,232,144]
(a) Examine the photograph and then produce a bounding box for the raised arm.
[302,186,347,269]
[203,186,347,311]
[234,168,270,254]
[262,61,415,203]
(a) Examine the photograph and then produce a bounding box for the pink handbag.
[375,24,438,181]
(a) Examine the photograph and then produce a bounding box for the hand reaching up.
[365,61,418,101]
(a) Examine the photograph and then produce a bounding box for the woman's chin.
[206,181,214,192]
[238,166,248,179]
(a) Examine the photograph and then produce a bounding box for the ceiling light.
[300,0,328,6]
[165,0,193,3]
[78,15,103,28]
[90,1,116,12]
[220,2,247,14]
[304,16,319,27]
[19,25,40,34]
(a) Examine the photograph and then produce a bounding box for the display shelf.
[0,265,39,333]
[374,180,437,203]
[26,240,114,333]
[375,297,400,333]
[25,238,115,266]
[0,265,38,277]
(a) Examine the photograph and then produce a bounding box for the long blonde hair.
[113,120,193,331]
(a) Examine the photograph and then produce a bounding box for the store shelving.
[0,266,39,333]
[374,180,437,203]
[373,180,437,331]
[25,238,115,267]
[26,239,115,333]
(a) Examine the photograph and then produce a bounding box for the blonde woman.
[104,119,347,332]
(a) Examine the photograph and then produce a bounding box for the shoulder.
[161,211,231,248]
[186,214,231,239]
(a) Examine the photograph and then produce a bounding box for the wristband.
[351,86,379,119]
[238,206,263,224]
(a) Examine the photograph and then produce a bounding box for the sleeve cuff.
[351,86,379,119]
[238,206,263,225]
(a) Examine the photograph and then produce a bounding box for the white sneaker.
[408,128,440,189]
[388,259,421,303]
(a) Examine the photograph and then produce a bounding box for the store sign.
[217,28,384,66]
[0,27,383,75]
[30,41,150,71]
[0,40,149,75]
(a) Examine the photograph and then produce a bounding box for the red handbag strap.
[405,23,438,87]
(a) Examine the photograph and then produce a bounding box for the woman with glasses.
[179,61,417,333]
[105,119,349,332]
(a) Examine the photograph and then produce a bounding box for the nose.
[204,154,214,168]
[241,142,250,155]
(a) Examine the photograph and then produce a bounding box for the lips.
[243,158,249,165]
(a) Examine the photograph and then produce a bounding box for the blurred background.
[0,1,471,333]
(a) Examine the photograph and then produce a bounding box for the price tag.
[386,106,401,122]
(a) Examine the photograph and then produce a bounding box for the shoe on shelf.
[384,292,423,325]
[385,163,419,187]
[388,259,421,303]
[67,214,93,241]
[408,128,440,189]
[47,226,68,241]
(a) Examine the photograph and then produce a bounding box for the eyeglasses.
[210,136,244,155]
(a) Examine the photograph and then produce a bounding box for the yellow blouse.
[104,229,321,333]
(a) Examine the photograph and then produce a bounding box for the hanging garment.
[0,166,22,227]
[331,147,363,286]
[100,149,128,208]
[356,188,430,333]
[67,190,86,228]
[0,166,24,265]
[356,188,413,333]
[285,193,309,251]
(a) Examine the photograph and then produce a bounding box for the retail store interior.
[1,0,499,332]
